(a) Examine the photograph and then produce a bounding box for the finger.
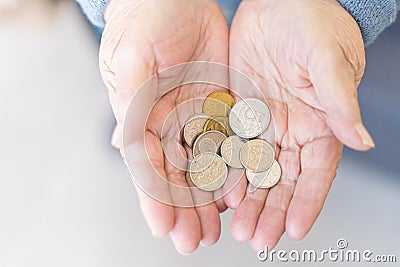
[112,29,176,235]
[164,142,201,254]
[111,123,123,149]
[215,198,228,213]
[196,204,221,246]
[223,168,247,209]
[135,186,175,237]
[168,192,202,255]
[100,26,155,149]
[251,147,300,251]
[231,184,268,242]
[170,207,201,254]
[190,191,221,247]
[184,146,221,247]
[130,131,175,237]
[286,136,342,240]
[309,44,374,151]
[107,63,152,149]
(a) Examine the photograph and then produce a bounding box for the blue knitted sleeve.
[75,0,241,28]
[337,0,398,46]
[75,0,108,28]
[75,0,399,45]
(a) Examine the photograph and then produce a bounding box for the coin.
[229,98,271,138]
[246,160,281,188]
[190,152,228,191]
[186,113,209,122]
[239,139,274,172]
[203,91,235,117]
[204,117,228,136]
[221,135,247,168]
[204,116,235,136]
[192,130,226,157]
[183,113,210,147]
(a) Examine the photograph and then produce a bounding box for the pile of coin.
[184,91,282,191]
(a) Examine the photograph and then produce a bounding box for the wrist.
[75,0,144,27]
[104,0,144,23]
[336,0,397,46]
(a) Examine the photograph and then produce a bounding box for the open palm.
[99,0,229,253]
[228,0,373,251]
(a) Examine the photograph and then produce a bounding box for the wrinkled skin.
[99,0,374,254]
[228,0,373,251]
[99,0,229,254]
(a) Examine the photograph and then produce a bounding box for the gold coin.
[203,116,232,136]
[202,91,235,117]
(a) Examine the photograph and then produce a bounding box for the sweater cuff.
[337,0,397,46]
[75,0,109,28]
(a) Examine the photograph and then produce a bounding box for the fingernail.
[200,241,210,247]
[176,248,191,256]
[111,124,122,149]
[150,229,163,238]
[355,123,375,148]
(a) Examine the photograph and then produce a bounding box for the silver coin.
[192,130,226,157]
[220,135,247,168]
[246,160,281,188]
[183,113,209,147]
[229,98,271,138]
[239,139,274,172]
[190,152,228,191]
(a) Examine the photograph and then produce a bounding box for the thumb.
[99,22,155,149]
[105,55,153,149]
[111,123,123,149]
[309,44,374,151]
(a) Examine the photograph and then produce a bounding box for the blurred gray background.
[0,1,399,266]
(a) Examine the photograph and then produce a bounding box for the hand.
[99,0,229,253]
[228,0,374,251]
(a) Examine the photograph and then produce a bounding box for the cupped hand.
[227,0,374,251]
[99,0,229,253]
